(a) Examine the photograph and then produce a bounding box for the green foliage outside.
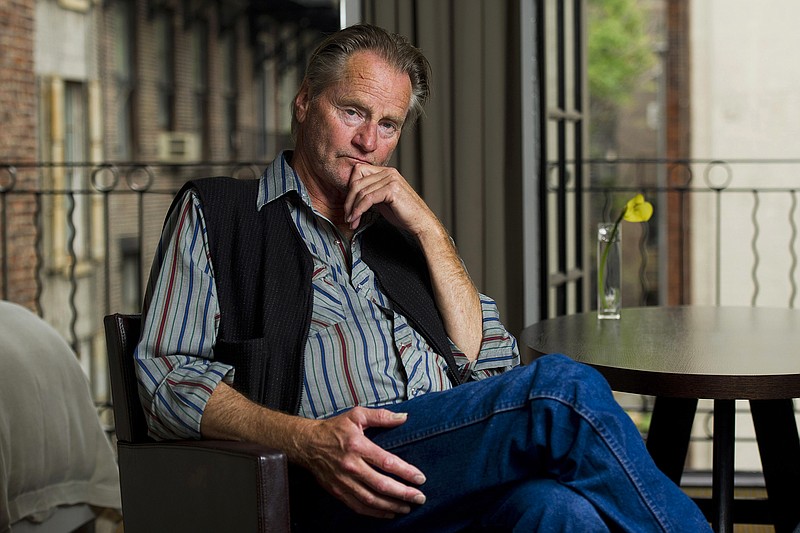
[587,0,656,107]
[586,0,660,309]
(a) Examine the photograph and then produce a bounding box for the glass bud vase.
[597,222,621,319]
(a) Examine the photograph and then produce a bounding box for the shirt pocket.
[393,316,452,393]
[309,263,347,335]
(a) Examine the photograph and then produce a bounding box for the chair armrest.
[117,439,290,533]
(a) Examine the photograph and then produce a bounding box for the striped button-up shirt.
[135,152,519,440]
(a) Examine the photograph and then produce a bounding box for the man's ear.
[295,82,311,124]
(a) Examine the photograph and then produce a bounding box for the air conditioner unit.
[157,132,201,163]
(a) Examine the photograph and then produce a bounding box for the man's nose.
[353,122,377,152]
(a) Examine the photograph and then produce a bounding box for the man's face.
[293,51,413,198]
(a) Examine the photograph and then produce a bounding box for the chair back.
[104,314,150,443]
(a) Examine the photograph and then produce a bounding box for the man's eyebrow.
[374,106,406,127]
[332,96,368,115]
[383,114,405,127]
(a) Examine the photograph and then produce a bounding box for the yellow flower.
[622,194,653,223]
[598,193,653,315]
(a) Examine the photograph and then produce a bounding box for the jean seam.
[534,391,671,532]
[377,399,528,450]
[379,390,671,532]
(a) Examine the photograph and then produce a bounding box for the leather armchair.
[103,314,291,533]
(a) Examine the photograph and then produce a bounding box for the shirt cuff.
[451,294,520,381]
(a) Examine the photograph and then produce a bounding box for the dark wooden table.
[521,306,800,533]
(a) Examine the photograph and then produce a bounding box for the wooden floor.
[682,485,775,532]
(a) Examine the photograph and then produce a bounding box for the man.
[136,23,710,531]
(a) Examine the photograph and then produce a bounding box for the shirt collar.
[256,150,310,210]
[256,149,379,230]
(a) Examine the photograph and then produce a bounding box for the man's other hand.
[297,406,427,519]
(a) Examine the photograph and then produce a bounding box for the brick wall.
[125,1,263,164]
[98,0,281,313]
[1,0,321,314]
[0,0,38,310]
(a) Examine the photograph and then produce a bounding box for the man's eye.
[380,122,398,136]
[341,108,364,124]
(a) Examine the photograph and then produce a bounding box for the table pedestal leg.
[750,399,800,533]
[646,397,697,484]
[712,399,735,533]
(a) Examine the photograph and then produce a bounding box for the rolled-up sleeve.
[451,294,520,381]
[134,191,233,440]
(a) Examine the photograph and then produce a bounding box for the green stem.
[598,208,625,301]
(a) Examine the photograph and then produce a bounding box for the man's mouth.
[341,155,372,165]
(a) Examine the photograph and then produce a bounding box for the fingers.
[331,450,426,518]
[361,436,427,488]
[350,408,428,488]
[344,166,395,228]
[330,473,417,519]
[345,164,426,232]
[356,406,410,428]
[312,407,428,518]
[333,487,409,519]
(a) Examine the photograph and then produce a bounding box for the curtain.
[363,0,527,336]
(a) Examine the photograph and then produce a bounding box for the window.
[155,11,175,131]
[190,20,209,155]
[111,0,136,159]
[220,31,238,159]
[255,63,269,158]
[58,0,90,12]
[64,81,92,262]
[119,237,141,313]
[539,0,587,318]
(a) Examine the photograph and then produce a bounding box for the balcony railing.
[544,156,800,475]
[545,157,800,311]
[2,158,799,470]
[0,160,269,435]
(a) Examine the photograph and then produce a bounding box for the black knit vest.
[169,177,462,414]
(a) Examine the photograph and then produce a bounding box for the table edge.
[586,362,800,400]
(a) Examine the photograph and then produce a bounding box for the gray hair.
[291,23,431,137]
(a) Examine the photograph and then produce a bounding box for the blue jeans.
[291,354,711,532]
